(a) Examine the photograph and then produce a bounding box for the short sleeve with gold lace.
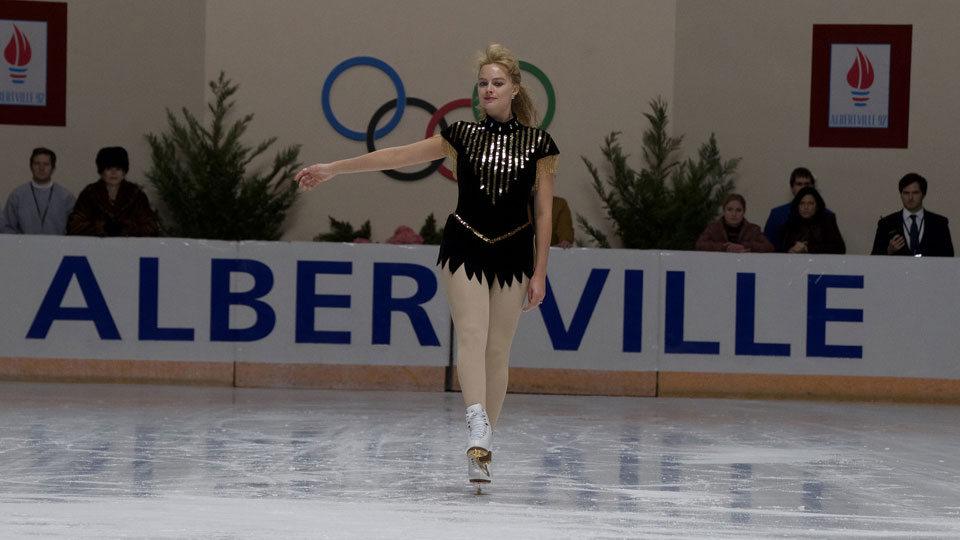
[440,119,559,188]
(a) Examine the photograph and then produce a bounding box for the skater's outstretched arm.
[296,136,445,190]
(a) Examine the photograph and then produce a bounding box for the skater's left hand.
[523,273,546,312]
[296,163,336,190]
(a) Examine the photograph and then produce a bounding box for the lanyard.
[29,183,55,229]
[903,214,925,236]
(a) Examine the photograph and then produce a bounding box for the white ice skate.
[468,454,491,494]
[465,403,492,459]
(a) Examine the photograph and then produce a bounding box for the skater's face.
[723,200,744,227]
[478,63,517,123]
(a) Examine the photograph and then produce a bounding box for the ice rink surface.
[1,381,959,539]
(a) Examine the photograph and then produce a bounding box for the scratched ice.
[1,382,959,539]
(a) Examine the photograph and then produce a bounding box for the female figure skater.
[296,44,559,489]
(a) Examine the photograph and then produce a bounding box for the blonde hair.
[474,44,539,127]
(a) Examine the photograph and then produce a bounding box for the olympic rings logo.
[321,56,556,181]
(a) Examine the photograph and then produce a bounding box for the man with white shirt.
[871,173,954,257]
[3,147,76,235]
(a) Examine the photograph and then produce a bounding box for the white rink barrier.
[2,235,959,402]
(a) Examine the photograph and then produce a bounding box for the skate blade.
[466,447,489,459]
[470,479,490,495]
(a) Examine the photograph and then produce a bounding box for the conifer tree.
[146,72,301,240]
[579,98,740,250]
[419,213,444,245]
[313,217,372,242]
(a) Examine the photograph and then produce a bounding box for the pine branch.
[576,213,610,248]
[314,217,372,242]
[419,213,444,245]
[145,71,301,240]
[577,97,740,250]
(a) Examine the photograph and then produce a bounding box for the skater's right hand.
[296,163,336,190]
[522,272,547,312]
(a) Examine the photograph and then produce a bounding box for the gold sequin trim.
[453,213,530,244]
[534,154,559,191]
[448,122,555,205]
[440,137,457,180]
[536,154,558,177]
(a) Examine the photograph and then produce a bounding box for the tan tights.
[441,266,528,428]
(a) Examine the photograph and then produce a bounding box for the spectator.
[551,196,574,248]
[763,167,833,251]
[67,146,159,237]
[696,193,773,253]
[779,187,845,254]
[870,173,953,257]
[3,147,76,234]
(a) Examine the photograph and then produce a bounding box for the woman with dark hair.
[67,146,159,237]
[696,193,773,253]
[779,187,845,254]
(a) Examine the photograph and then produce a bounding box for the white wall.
[0,0,206,211]
[674,0,960,254]
[5,1,959,256]
[202,0,677,243]
[4,235,960,382]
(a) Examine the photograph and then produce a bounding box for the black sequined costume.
[438,116,559,288]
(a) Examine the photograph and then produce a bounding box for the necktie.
[909,214,920,255]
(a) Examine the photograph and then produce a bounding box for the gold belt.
[452,213,530,244]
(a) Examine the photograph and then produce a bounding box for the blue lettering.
[807,274,863,358]
[27,256,120,340]
[138,258,194,341]
[664,271,719,354]
[622,270,643,353]
[540,269,609,351]
[295,261,352,344]
[371,263,440,346]
[210,259,275,342]
[735,273,789,356]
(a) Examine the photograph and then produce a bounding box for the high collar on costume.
[483,115,521,134]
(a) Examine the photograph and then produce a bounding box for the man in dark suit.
[871,173,954,257]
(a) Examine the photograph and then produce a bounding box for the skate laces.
[467,409,489,440]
